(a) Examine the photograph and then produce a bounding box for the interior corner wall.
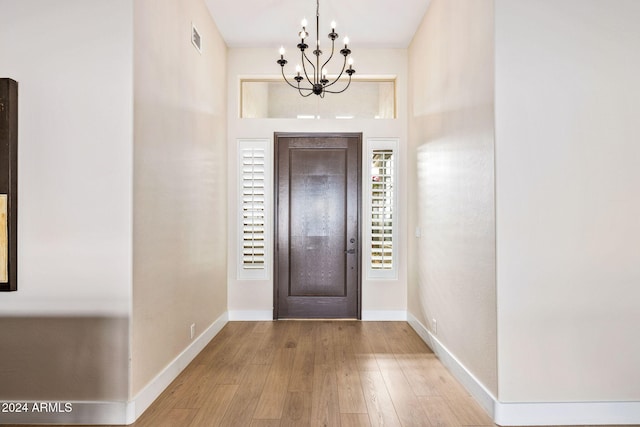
[495,0,640,402]
[132,0,227,397]
[0,0,132,408]
[407,0,497,395]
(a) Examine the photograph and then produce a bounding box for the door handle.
[345,249,356,254]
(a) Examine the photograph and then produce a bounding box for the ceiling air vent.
[191,23,202,53]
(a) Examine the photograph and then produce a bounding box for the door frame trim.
[273,132,362,320]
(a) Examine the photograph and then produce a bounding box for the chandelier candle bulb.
[343,36,349,47]
[331,20,336,30]
[277,46,288,67]
[294,64,303,83]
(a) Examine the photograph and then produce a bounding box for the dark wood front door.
[274,133,361,319]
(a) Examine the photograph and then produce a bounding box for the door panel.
[275,133,361,318]
[290,149,346,297]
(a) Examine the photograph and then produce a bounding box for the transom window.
[241,78,396,119]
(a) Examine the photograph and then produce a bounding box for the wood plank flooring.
[136,321,493,427]
[10,321,622,427]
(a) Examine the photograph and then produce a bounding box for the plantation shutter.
[241,146,266,270]
[371,149,394,271]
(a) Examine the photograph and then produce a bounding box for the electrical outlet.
[190,323,196,340]
[432,318,437,335]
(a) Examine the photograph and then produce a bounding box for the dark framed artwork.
[1,78,17,292]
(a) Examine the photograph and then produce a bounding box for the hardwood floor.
[133,320,494,427]
[10,321,622,427]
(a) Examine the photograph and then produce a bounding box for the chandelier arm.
[323,74,353,94]
[320,38,336,73]
[322,55,348,89]
[280,66,310,91]
[299,87,315,97]
[301,50,317,85]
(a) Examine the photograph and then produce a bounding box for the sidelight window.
[368,139,398,279]
[238,139,269,279]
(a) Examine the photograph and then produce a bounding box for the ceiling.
[204,0,432,49]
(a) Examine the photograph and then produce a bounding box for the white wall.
[132,0,228,396]
[227,48,408,319]
[495,0,640,402]
[0,0,132,406]
[0,0,133,317]
[0,0,229,418]
[407,0,497,396]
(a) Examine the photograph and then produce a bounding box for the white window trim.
[366,138,399,280]
[237,139,271,280]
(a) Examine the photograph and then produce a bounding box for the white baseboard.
[228,310,406,321]
[495,401,640,425]
[407,312,496,418]
[127,311,229,424]
[407,312,640,426]
[362,310,407,321]
[228,310,273,321]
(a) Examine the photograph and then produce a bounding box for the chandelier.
[276,0,356,97]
